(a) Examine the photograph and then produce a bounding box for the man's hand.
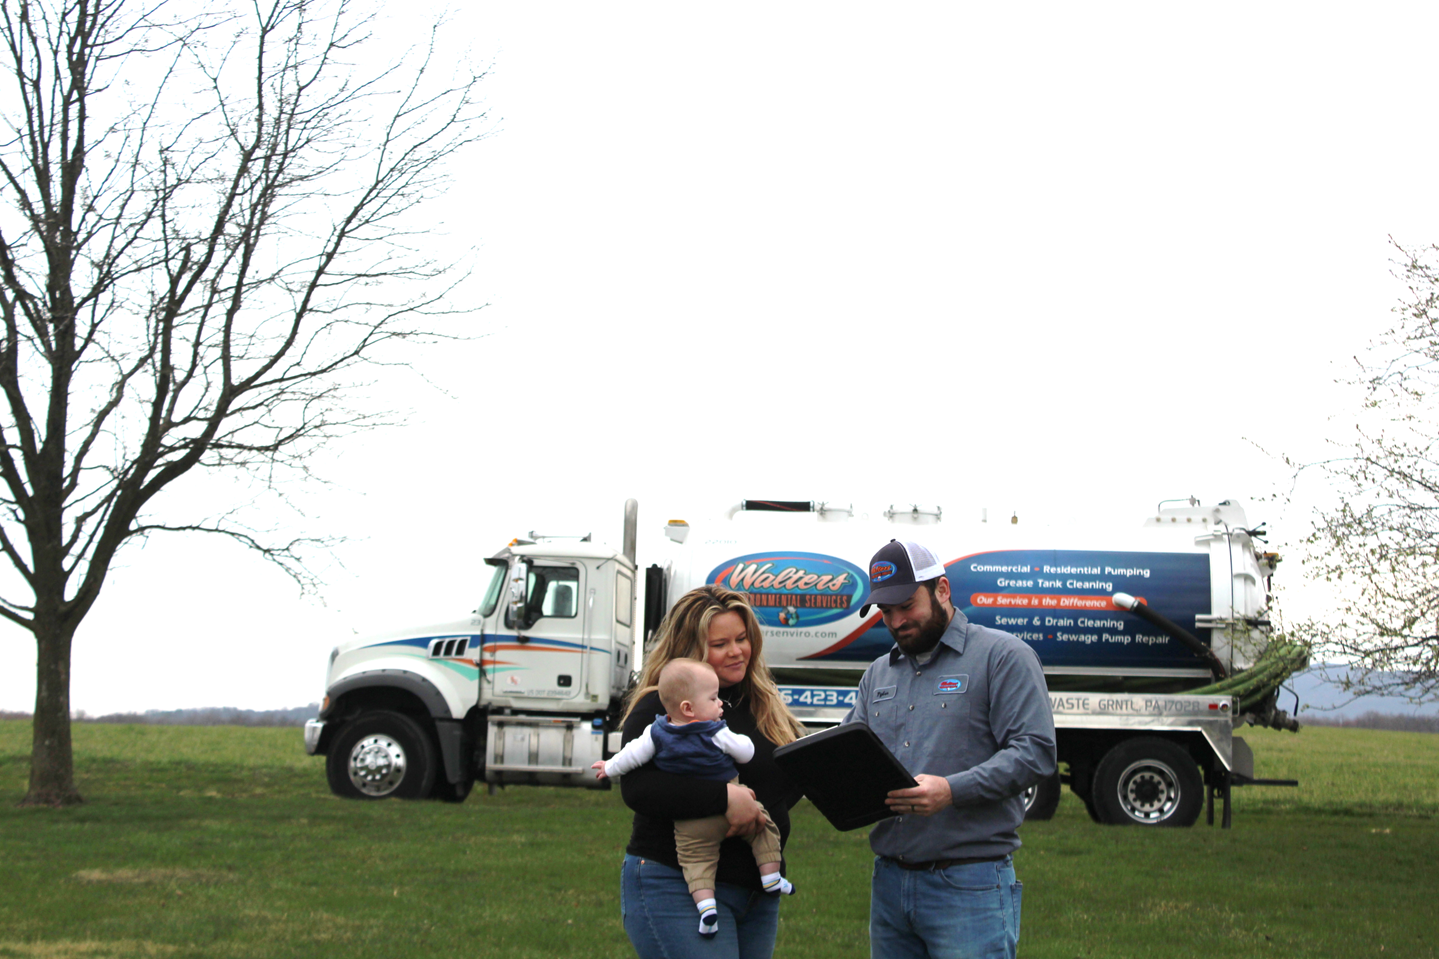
[725,782,769,837]
[885,774,953,817]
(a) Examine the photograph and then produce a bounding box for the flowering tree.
[1297,240,1439,705]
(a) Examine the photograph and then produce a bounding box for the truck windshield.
[479,563,506,617]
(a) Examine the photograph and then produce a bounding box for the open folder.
[772,723,917,831]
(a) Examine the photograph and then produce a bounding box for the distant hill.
[0,705,321,726]
[2,671,1435,733]
[1300,711,1439,733]
[1285,667,1437,719]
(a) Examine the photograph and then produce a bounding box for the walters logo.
[708,551,869,629]
[871,560,896,583]
[936,675,968,694]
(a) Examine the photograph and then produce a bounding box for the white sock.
[762,872,794,895]
[697,898,718,937]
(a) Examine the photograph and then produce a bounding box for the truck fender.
[323,668,453,721]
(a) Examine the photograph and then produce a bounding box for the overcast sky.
[3,2,1436,714]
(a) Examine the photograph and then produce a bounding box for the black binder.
[773,723,917,831]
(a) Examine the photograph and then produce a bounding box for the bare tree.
[0,0,486,806]
[1295,239,1439,705]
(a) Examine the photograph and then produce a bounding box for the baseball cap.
[859,540,946,616]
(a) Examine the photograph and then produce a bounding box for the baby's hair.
[657,659,717,715]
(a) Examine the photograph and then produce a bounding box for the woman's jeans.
[870,855,1022,959]
[621,854,780,959]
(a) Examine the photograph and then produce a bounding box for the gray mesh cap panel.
[899,541,945,582]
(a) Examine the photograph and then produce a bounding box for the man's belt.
[888,855,1007,871]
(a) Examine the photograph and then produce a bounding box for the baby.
[594,658,794,937]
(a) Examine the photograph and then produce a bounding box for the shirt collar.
[887,608,970,665]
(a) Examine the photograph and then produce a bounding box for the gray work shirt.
[842,609,1057,862]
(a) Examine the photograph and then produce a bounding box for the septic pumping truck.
[304,497,1304,826]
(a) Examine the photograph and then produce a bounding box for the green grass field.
[1,721,1436,958]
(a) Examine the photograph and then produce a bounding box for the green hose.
[1185,640,1309,705]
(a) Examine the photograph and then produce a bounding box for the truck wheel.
[326,711,438,800]
[1022,771,1061,821]
[1092,737,1202,826]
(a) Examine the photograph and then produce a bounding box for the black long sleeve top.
[620,687,802,891]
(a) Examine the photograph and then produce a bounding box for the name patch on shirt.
[935,675,969,695]
[872,685,897,702]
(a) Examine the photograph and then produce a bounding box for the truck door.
[499,561,587,702]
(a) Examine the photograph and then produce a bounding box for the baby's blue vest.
[649,717,737,782]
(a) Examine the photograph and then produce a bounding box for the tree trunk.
[22,618,83,807]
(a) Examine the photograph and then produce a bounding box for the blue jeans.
[621,854,780,959]
[870,856,1021,959]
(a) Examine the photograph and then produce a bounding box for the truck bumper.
[303,719,326,755]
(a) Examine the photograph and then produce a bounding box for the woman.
[618,584,807,959]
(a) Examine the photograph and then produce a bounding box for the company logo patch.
[707,551,869,629]
[871,561,897,583]
[936,675,969,694]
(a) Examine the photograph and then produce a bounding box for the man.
[843,539,1056,959]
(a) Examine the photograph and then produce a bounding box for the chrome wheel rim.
[348,734,408,797]
[1115,758,1181,823]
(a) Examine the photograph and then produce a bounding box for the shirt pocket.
[928,695,971,726]
[864,685,898,722]
[930,674,972,724]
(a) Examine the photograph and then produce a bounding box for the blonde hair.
[627,584,805,746]
[657,659,716,715]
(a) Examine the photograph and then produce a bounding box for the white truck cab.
[306,508,638,801]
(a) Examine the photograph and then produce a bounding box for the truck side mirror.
[508,560,530,631]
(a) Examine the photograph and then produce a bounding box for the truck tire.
[1022,771,1061,821]
[326,711,438,800]
[1091,737,1202,826]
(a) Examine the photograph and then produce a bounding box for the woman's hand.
[725,782,768,837]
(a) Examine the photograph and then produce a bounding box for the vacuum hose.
[1112,593,1228,681]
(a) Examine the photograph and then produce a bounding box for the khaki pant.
[673,778,784,894]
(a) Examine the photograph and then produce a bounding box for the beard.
[888,593,950,657]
